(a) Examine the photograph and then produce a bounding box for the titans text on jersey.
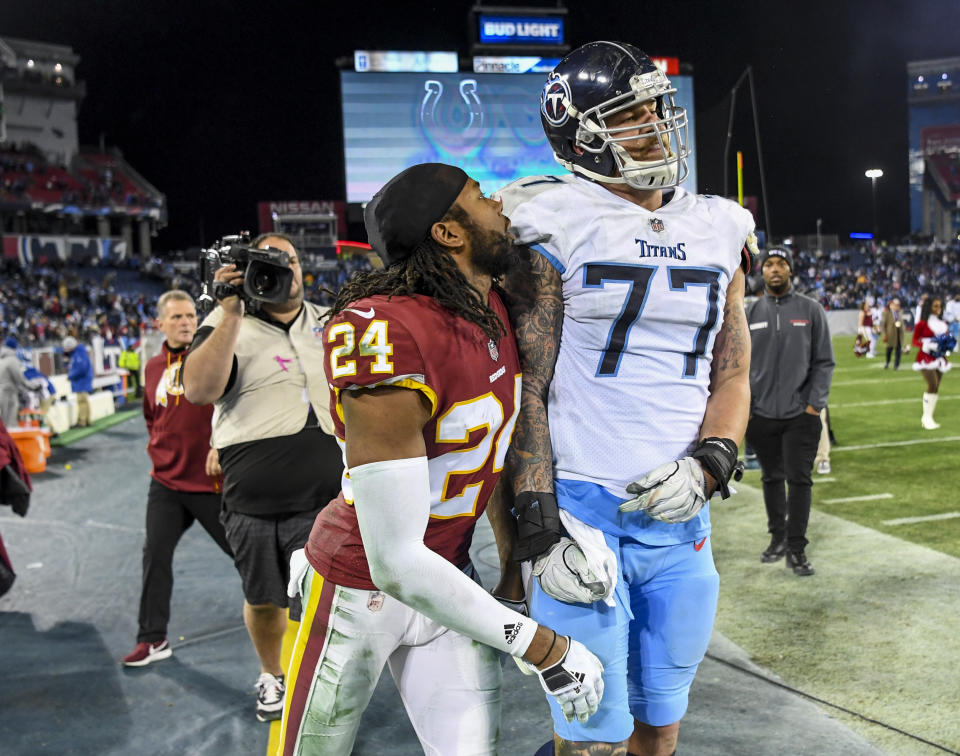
[635,239,687,259]
[498,173,754,509]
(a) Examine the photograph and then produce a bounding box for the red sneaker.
[122,639,172,667]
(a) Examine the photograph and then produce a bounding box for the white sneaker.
[921,417,941,430]
[816,460,831,474]
[255,672,285,722]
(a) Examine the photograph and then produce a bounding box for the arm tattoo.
[710,274,749,384]
[557,739,629,756]
[503,249,563,494]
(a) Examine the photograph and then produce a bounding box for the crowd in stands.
[0,259,155,349]
[2,238,955,350]
[779,240,960,314]
[302,254,373,306]
[0,251,373,348]
[0,143,160,209]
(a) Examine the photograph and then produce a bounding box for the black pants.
[885,345,902,368]
[137,478,233,643]
[745,413,822,552]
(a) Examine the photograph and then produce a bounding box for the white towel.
[559,510,618,607]
[287,548,310,599]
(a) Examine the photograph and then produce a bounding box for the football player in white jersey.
[496,42,754,756]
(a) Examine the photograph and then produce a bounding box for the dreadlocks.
[331,208,506,343]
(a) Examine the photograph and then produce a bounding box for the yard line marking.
[172,625,247,649]
[823,493,894,504]
[1,518,144,535]
[832,376,918,387]
[831,436,960,452]
[882,511,960,526]
[832,395,960,409]
[815,477,837,482]
[832,363,886,373]
[84,519,143,534]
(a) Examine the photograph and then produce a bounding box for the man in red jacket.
[122,290,233,666]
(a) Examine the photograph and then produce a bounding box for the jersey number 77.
[584,263,722,378]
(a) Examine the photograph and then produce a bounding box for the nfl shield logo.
[488,339,499,362]
[650,218,665,233]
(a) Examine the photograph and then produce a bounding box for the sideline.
[831,363,886,373]
[267,616,301,756]
[822,493,893,504]
[713,483,960,754]
[830,436,960,452]
[831,376,918,387]
[832,394,960,409]
[883,512,960,526]
[50,407,141,446]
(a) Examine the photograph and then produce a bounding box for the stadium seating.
[0,147,156,208]
[928,153,960,198]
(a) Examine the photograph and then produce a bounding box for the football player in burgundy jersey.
[279,163,605,756]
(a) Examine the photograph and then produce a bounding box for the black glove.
[512,491,561,562]
[691,437,742,499]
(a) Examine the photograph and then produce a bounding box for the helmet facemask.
[565,68,689,189]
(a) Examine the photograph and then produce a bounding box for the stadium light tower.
[865,168,883,239]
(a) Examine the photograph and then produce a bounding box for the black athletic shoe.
[760,538,787,563]
[786,550,815,576]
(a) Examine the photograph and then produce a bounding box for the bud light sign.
[478,15,564,45]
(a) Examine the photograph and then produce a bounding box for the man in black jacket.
[745,248,835,576]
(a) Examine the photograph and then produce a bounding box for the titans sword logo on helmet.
[541,72,572,126]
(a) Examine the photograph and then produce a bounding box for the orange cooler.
[9,427,52,474]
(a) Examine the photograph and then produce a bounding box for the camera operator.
[182,233,342,723]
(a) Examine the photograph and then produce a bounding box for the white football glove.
[620,457,706,523]
[533,537,610,604]
[520,636,605,723]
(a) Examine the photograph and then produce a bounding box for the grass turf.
[712,334,960,755]
[49,407,142,446]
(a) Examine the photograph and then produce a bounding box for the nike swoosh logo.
[694,537,707,551]
[345,307,375,318]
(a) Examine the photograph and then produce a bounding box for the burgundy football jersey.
[306,292,521,590]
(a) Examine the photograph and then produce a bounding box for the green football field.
[710,334,960,755]
[808,337,960,559]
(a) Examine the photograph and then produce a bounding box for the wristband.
[512,491,562,562]
[691,437,742,499]
[530,629,557,668]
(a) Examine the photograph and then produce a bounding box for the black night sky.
[1,0,957,250]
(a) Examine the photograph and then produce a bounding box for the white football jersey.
[498,174,754,500]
